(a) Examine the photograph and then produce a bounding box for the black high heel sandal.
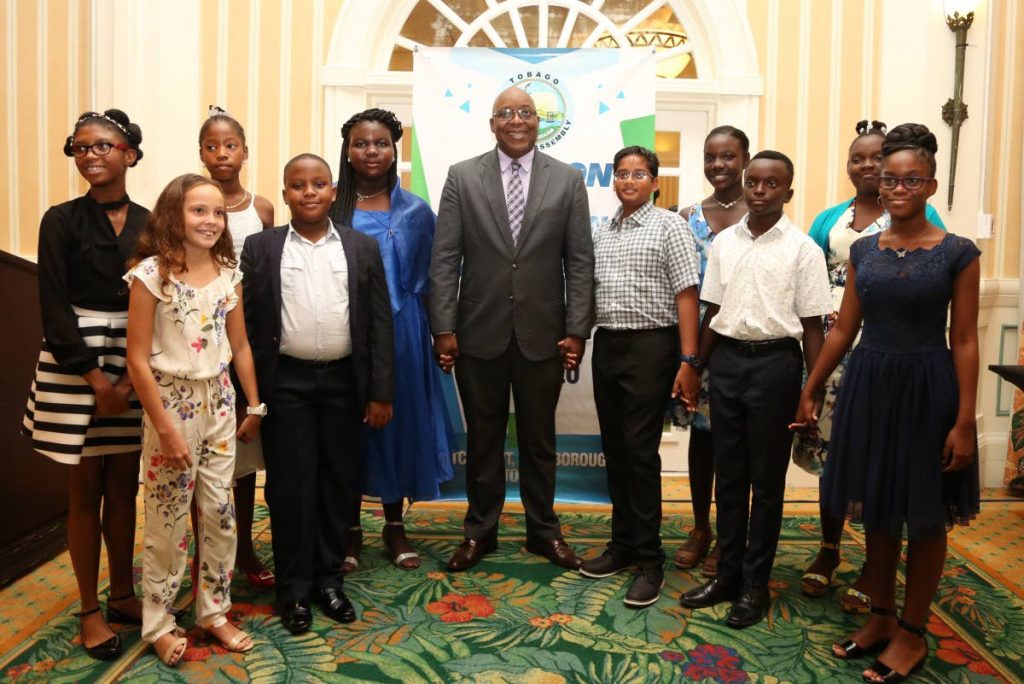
[106,592,142,626]
[77,606,123,661]
[863,618,928,683]
[833,606,897,659]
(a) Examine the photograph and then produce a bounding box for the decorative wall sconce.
[941,0,976,210]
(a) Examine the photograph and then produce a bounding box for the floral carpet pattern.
[1,506,1022,683]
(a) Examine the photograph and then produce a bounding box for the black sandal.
[106,592,142,626]
[77,606,123,661]
[834,606,897,659]
[863,618,928,683]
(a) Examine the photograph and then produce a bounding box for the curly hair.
[329,108,404,227]
[130,174,236,290]
[881,123,938,175]
[64,109,144,166]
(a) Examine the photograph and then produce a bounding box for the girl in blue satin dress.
[329,109,454,571]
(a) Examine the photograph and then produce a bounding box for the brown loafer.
[524,538,582,570]
[446,537,498,572]
[674,528,712,569]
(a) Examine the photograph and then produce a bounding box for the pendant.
[896,248,907,258]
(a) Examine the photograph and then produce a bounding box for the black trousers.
[592,326,677,567]
[261,355,362,604]
[708,337,802,589]
[455,337,563,543]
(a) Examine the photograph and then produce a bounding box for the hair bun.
[870,120,887,135]
[855,119,869,135]
[884,122,937,156]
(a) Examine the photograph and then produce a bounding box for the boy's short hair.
[749,150,794,184]
[613,146,660,177]
[283,153,333,184]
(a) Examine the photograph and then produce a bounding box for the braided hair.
[64,108,144,166]
[881,123,938,175]
[329,108,404,227]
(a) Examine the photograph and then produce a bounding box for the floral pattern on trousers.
[141,370,238,643]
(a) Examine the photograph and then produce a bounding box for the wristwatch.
[679,354,705,371]
[246,403,268,417]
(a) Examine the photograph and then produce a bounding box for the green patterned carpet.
[2,507,1021,683]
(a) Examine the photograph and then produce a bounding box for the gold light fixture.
[594,8,691,79]
[941,0,977,210]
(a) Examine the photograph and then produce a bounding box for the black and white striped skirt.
[22,307,143,464]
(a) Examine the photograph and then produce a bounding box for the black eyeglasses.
[614,170,653,181]
[492,107,537,121]
[879,176,931,190]
[70,141,131,157]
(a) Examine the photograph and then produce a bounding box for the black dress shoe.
[279,599,313,634]
[679,578,740,609]
[318,588,357,624]
[524,538,582,570]
[446,537,498,572]
[726,587,770,629]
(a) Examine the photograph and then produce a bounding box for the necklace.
[883,225,932,258]
[225,190,249,211]
[709,192,743,210]
[356,188,387,202]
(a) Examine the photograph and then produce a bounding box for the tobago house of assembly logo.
[507,72,572,150]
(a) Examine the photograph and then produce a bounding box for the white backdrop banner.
[411,47,657,502]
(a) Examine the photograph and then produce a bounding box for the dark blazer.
[430,148,595,361]
[240,223,394,408]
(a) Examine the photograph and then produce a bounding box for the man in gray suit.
[430,86,595,572]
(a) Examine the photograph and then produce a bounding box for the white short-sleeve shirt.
[701,213,831,341]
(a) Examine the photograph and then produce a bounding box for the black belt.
[279,354,350,369]
[720,337,798,354]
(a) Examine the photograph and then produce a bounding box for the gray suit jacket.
[430,148,595,360]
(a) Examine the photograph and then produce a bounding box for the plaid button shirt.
[593,201,700,330]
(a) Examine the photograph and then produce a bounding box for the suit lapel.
[337,224,359,318]
[480,151,515,253]
[516,151,550,256]
[269,227,287,334]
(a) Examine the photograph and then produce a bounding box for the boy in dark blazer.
[241,154,393,634]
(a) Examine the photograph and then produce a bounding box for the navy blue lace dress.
[822,232,980,539]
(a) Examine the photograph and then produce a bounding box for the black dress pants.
[708,337,802,589]
[261,355,362,604]
[592,326,676,567]
[454,337,563,543]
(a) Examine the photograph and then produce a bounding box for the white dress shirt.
[496,146,535,206]
[278,220,352,360]
[701,213,830,341]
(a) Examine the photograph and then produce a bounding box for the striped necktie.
[507,160,525,245]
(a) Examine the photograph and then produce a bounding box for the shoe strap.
[870,606,897,617]
[348,526,362,532]
[820,541,840,551]
[76,606,101,618]
[384,521,405,527]
[108,592,136,602]
[897,617,926,636]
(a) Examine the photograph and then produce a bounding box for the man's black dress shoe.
[524,538,583,570]
[279,599,313,635]
[726,587,770,629]
[446,537,498,571]
[679,578,741,609]
[318,588,357,624]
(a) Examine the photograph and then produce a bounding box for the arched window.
[323,0,761,210]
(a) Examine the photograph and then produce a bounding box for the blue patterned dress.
[687,202,715,431]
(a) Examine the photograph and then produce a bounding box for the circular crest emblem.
[512,74,571,148]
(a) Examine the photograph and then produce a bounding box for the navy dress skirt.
[822,232,980,540]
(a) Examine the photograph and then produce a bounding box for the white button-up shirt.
[701,213,830,341]
[278,220,352,360]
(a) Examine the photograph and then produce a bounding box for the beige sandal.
[154,632,188,667]
[342,526,362,574]
[202,624,254,653]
